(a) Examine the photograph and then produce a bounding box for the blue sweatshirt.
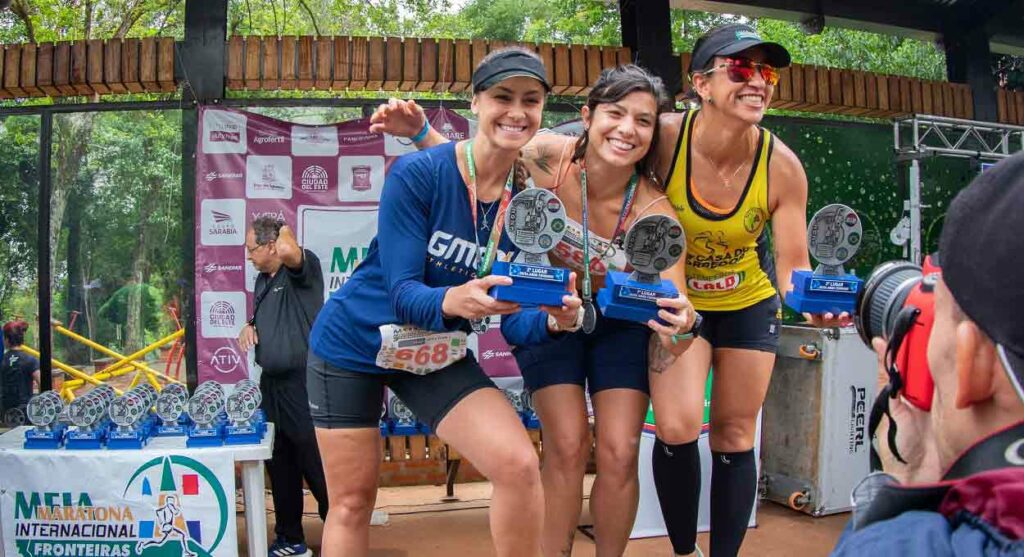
[310,142,551,373]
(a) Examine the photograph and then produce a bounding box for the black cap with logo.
[688,23,792,74]
[940,152,1024,402]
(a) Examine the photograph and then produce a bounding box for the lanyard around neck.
[579,160,639,301]
[464,141,515,278]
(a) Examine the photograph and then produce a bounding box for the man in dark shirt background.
[1,320,39,426]
[239,217,328,557]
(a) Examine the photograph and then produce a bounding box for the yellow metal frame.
[23,326,185,401]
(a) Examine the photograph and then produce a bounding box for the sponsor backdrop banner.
[0,449,236,556]
[195,107,519,384]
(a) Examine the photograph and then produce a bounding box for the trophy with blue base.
[225,380,265,445]
[489,189,572,313]
[388,394,423,436]
[785,203,864,315]
[597,215,685,324]
[186,381,226,447]
[503,388,534,428]
[107,389,152,450]
[155,383,190,436]
[24,391,67,449]
[65,387,114,450]
[135,383,161,436]
[521,390,540,430]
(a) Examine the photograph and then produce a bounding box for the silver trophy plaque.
[623,215,686,283]
[27,391,64,429]
[807,203,862,275]
[504,188,568,264]
[226,382,262,425]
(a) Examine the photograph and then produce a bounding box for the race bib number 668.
[375,324,468,375]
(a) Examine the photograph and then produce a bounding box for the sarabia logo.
[210,346,241,374]
[205,171,243,182]
[123,455,230,557]
[208,211,238,236]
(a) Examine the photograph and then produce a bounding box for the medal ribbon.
[465,141,515,278]
[579,160,639,303]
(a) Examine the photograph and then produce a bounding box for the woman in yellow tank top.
[647,24,851,557]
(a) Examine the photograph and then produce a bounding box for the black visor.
[472,50,551,93]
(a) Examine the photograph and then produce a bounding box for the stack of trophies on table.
[21,380,267,450]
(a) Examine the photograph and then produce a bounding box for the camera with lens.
[855,254,941,469]
[856,255,941,410]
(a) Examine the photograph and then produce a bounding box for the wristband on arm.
[411,119,431,143]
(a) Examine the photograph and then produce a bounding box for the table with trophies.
[0,380,275,557]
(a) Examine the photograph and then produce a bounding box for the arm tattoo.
[648,334,678,374]
[526,145,555,176]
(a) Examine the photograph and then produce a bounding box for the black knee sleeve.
[710,449,756,557]
[652,438,701,555]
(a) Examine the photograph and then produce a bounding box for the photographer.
[832,153,1024,555]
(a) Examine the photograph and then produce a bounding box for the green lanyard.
[465,141,515,278]
[579,162,639,306]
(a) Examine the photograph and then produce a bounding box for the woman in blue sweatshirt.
[307,49,580,557]
[369,66,698,556]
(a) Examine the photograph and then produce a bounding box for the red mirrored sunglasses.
[698,57,779,87]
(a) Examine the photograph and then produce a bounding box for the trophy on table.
[65,387,115,449]
[488,189,572,324]
[521,390,540,430]
[186,381,227,447]
[784,203,864,315]
[597,215,685,324]
[224,379,265,445]
[106,385,155,450]
[387,394,424,436]
[155,383,190,436]
[23,391,67,449]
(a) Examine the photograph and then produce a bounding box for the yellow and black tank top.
[666,110,778,312]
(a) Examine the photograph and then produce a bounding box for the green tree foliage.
[0,116,39,316]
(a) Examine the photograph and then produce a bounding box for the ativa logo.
[205,171,243,182]
[210,346,242,374]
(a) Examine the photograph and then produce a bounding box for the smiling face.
[470,76,546,152]
[692,47,775,125]
[581,90,658,169]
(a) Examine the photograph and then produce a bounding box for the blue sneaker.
[268,536,312,557]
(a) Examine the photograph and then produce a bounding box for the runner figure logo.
[123,455,231,557]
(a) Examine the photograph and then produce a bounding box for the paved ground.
[237,477,848,556]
